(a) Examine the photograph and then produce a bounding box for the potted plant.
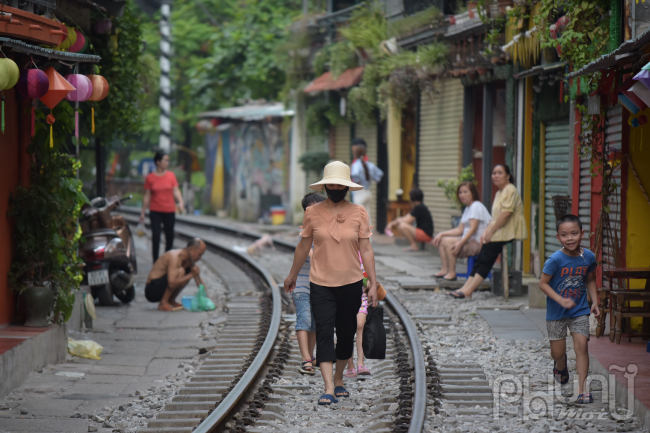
[9,105,88,326]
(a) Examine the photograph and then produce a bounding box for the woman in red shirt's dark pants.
[140,151,185,261]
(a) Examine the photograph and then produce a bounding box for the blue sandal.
[553,354,570,385]
[334,386,349,398]
[317,394,339,405]
[577,393,593,404]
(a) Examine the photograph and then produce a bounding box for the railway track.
[120,208,428,433]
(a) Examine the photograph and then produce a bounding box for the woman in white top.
[432,181,491,281]
[350,138,383,226]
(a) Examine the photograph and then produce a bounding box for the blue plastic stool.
[457,255,491,281]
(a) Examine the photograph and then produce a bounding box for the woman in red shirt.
[140,151,185,261]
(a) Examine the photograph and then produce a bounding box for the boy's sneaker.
[553,354,570,385]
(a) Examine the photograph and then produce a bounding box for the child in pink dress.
[345,253,371,377]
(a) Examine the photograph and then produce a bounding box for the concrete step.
[439,368,485,374]
[184,381,231,388]
[179,386,227,395]
[444,392,493,401]
[138,428,193,433]
[441,379,490,387]
[164,401,216,411]
[146,418,202,428]
[443,400,494,407]
[442,385,492,393]
[172,394,222,402]
[156,410,208,419]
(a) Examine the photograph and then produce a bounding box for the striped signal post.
[159,0,172,151]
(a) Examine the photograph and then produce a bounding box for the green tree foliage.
[90,3,145,143]
[190,0,302,109]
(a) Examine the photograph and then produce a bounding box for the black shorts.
[144,267,190,302]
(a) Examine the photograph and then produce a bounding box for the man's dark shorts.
[145,267,190,302]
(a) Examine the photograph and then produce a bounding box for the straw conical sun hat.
[309,161,363,191]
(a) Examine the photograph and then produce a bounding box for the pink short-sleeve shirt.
[300,202,372,287]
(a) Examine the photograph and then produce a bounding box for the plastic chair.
[456,255,491,281]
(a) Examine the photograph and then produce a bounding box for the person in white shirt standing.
[350,138,384,226]
[432,181,491,281]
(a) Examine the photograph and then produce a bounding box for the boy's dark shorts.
[546,315,590,340]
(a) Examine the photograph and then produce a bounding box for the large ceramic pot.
[20,286,54,327]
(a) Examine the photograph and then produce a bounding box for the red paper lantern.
[40,66,75,110]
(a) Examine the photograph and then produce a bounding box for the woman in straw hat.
[284,161,379,406]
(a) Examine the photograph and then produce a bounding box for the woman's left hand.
[481,228,492,244]
[450,241,462,254]
[367,281,378,308]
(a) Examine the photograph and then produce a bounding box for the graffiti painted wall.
[204,119,290,221]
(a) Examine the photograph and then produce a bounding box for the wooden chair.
[595,287,611,338]
[601,268,650,344]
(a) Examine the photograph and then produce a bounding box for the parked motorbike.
[80,195,137,306]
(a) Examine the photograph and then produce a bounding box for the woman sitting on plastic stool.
[432,181,491,281]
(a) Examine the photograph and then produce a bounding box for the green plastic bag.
[191,284,215,312]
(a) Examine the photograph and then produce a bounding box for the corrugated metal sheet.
[334,123,351,164]
[418,79,464,235]
[602,105,623,286]
[578,152,591,244]
[543,122,571,261]
[355,122,378,226]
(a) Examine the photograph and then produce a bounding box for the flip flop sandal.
[440,276,458,281]
[576,393,593,404]
[553,354,570,385]
[344,368,357,378]
[311,357,320,368]
[317,394,338,405]
[299,361,316,376]
[334,386,350,398]
[447,291,465,299]
[171,305,184,311]
[357,365,371,375]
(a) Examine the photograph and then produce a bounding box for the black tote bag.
[362,305,386,359]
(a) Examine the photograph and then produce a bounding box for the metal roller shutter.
[579,151,591,244]
[418,79,464,235]
[354,122,378,226]
[543,122,571,261]
[603,105,623,283]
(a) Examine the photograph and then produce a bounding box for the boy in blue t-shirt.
[539,214,599,404]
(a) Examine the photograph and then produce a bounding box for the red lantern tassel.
[31,103,35,137]
[91,105,95,134]
[50,124,53,148]
[1,93,5,134]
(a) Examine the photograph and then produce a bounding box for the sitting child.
[539,214,599,403]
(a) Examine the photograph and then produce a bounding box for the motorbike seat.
[85,229,119,238]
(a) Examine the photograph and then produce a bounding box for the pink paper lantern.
[69,30,86,53]
[65,74,93,101]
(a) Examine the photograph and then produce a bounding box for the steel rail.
[123,214,282,432]
[120,208,426,432]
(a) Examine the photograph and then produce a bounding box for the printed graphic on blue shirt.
[542,249,597,321]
